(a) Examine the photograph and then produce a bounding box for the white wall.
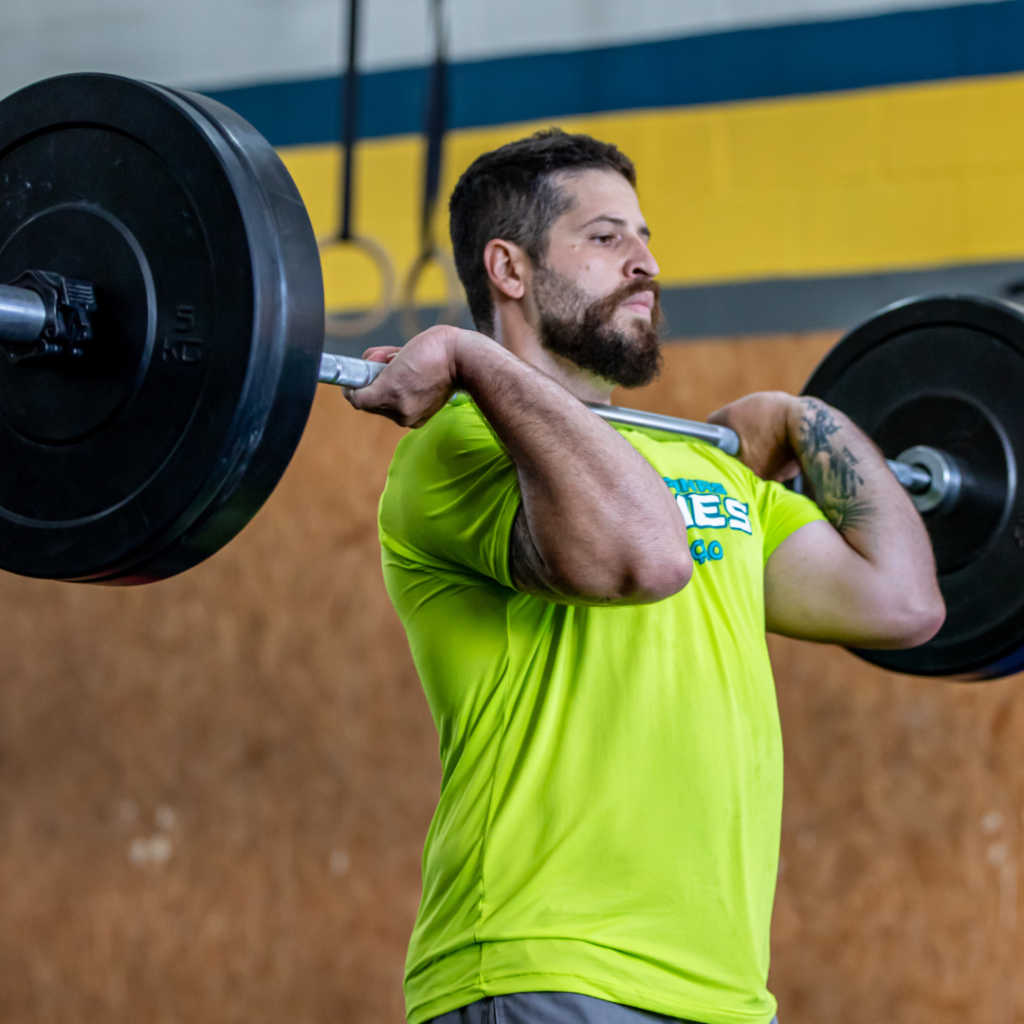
[0,0,1004,99]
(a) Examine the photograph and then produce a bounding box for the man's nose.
[626,236,660,279]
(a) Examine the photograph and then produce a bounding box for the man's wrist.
[777,394,804,459]
[450,329,514,395]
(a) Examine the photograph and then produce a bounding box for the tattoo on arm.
[797,399,875,534]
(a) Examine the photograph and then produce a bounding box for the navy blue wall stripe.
[203,0,1024,147]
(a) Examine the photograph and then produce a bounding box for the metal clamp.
[894,445,962,514]
[0,271,96,361]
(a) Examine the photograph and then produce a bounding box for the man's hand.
[707,391,801,482]
[343,325,474,428]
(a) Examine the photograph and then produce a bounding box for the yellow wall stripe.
[280,71,1024,312]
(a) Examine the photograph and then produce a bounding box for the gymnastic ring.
[320,234,397,339]
[399,247,465,341]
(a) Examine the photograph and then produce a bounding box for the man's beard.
[534,271,663,389]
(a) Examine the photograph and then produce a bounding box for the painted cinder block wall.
[282,69,1024,312]
[6,0,1024,317]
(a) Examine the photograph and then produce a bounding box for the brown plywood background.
[1,331,1020,1024]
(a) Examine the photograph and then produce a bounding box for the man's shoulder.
[619,425,762,496]
[379,393,521,586]
[393,393,501,467]
[383,396,513,531]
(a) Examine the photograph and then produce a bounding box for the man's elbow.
[880,590,946,649]
[628,552,693,604]
[555,549,693,605]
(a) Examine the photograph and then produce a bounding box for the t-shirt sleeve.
[755,478,828,564]
[378,400,521,588]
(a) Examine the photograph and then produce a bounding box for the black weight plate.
[803,295,1024,680]
[0,74,324,583]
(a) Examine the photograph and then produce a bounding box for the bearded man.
[346,131,943,1024]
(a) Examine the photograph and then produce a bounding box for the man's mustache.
[591,278,663,328]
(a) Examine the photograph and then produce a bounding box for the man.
[345,131,943,1024]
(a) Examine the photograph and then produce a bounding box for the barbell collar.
[0,283,46,342]
[894,445,962,515]
[0,274,97,362]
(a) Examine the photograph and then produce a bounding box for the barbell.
[0,73,1021,681]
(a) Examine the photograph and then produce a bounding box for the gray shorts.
[424,992,778,1024]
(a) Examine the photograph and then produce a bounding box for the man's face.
[532,168,662,388]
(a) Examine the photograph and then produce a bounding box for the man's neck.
[492,304,615,406]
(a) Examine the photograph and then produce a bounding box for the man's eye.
[592,234,615,244]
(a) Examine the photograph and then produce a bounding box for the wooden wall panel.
[0,331,1019,1024]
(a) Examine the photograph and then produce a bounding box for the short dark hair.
[449,129,636,336]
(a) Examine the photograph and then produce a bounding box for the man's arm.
[344,326,692,604]
[709,392,945,648]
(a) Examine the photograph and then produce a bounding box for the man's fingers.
[344,379,390,411]
[341,372,424,427]
[341,328,463,428]
[773,459,801,483]
[341,369,392,408]
[362,345,402,363]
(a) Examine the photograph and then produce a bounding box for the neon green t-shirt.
[379,394,826,1024]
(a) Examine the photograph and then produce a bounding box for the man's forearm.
[708,389,943,647]
[454,334,690,602]
[787,396,929,567]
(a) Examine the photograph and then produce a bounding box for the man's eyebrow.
[580,215,652,240]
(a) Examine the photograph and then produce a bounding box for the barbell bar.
[316,349,937,495]
[0,286,940,495]
[0,72,1021,680]
[330,349,936,495]
[0,283,47,343]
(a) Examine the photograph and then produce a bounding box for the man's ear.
[483,238,530,300]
